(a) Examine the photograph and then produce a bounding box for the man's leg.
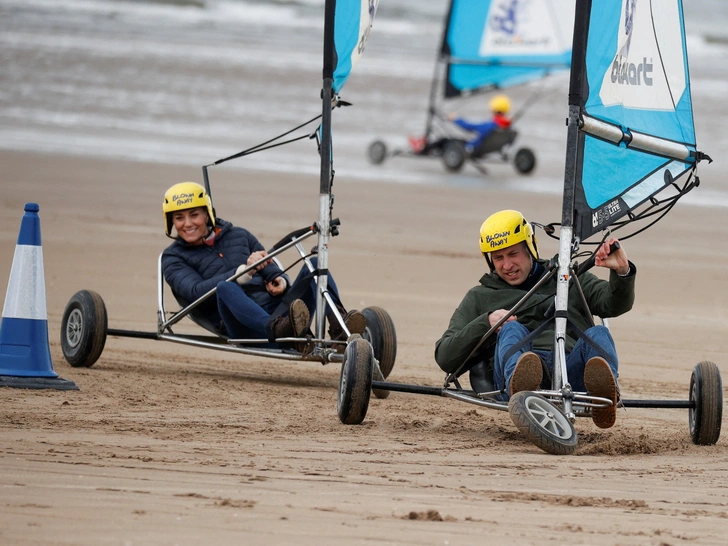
[566,324,619,428]
[493,321,542,400]
[565,325,618,392]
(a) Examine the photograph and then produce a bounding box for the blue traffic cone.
[0,203,77,390]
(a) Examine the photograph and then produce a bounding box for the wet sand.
[1,150,727,545]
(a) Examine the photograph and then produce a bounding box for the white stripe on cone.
[2,245,47,320]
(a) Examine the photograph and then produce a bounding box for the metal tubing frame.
[157,228,317,333]
[446,266,558,384]
[371,379,695,411]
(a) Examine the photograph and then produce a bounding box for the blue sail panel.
[444,0,575,97]
[331,0,378,94]
[573,0,700,240]
[581,135,692,223]
[583,1,695,146]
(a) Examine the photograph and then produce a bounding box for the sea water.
[1,0,727,207]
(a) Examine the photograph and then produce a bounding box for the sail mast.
[424,0,455,140]
[316,0,337,339]
[553,0,592,415]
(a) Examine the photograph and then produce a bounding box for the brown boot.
[584,356,618,429]
[271,299,310,340]
[508,352,543,397]
[328,307,366,341]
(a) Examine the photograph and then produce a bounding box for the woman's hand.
[266,277,287,296]
[247,250,272,271]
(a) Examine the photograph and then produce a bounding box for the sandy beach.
[1,149,727,545]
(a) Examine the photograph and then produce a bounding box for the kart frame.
[60,218,396,395]
[367,112,537,176]
[337,245,723,454]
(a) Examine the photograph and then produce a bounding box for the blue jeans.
[216,257,340,341]
[492,321,618,400]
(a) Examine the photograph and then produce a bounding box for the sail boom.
[441,0,575,98]
[581,115,623,144]
[581,115,693,162]
[448,57,570,69]
[628,130,692,162]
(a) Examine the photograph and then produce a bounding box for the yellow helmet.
[489,94,511,114]
[479,210,538,270]
[162,182,215,236]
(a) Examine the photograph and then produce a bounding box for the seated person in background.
[434,209,636,429]
[447,94,513,152]
[161,181,365,349]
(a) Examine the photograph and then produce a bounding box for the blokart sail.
[426,0,575,139]
[343,0,721,455]
[567,0,709,242]
[318,0,378,335]
[438,0,574,100]
[553,0,710,419]
[367,0,576,175]
[59,0,397,387]
[328,0,378,94]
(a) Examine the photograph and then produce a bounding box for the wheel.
[361,306,397,400]
[514,147,536,174]
[508,392,577,455]
[60,290,108,368]
[337,335,373,425]
[689,361,723,445]
[367,140,387,165]
[441,140,466,172]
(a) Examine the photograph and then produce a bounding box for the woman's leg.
[216,281,270,339]
[288,256,341,317]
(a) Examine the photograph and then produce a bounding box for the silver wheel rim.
[338,355,349,408]
[65,308,83,348]
[525,395,572,439]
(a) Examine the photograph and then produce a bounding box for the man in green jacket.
[435,210,635,428]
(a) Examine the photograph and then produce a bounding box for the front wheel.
[508,392,577,455]
[337,335,373,425]
[689,361,723,445]
[60,290,108,368]
[514,147,536,174]
[442,140,466,172]
[361,306,397,399]
[367,140,387,165]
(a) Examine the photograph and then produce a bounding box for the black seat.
[471,128,517,158]
[171,292,227,337]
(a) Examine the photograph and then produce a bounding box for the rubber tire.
[361,306,397,400]
[689,361,723,445]
[442,140,466,172]
[514,147,536,174]
[337,335,373,425]
[367,140,387,165]
[508,391,577,455]
[60,290,108,368]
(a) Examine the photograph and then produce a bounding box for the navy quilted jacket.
[162,218,288,321]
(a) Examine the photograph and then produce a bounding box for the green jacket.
[434,259,636,373]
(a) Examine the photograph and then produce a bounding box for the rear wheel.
[361,306,397,399]
[442,140,466,172]
[508,392,577,455]
[337,335,373,425]
[61,290,108,368]
[514,147,536,174]
[689,361,723,445]
[367,140,387,165]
